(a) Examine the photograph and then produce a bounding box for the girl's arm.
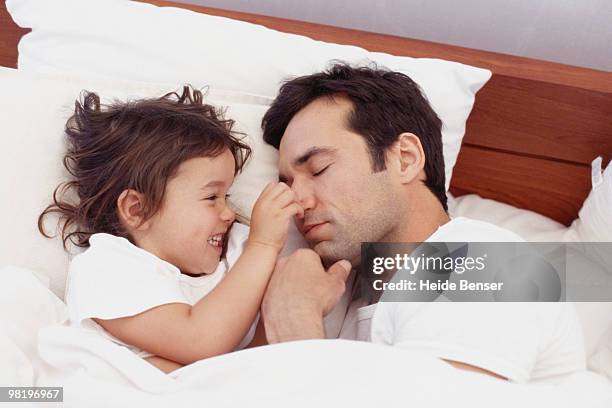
[144,356,183,374]
[95,182,299,365]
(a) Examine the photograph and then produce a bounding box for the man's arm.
[262,249,351,343]
[144,356,183,374]
[263,250,507,381]
[265,303,326,343]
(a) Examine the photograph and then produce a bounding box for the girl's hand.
[249,182,304,252]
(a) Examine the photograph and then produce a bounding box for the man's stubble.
[311,172,403,268]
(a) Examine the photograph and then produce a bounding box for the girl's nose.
[220,203,236,225]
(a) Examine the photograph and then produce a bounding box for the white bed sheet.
[2,194,611,405]
[1,263,612,407]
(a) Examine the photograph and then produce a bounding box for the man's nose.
[291,178,316,212]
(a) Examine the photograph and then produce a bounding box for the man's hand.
[262,249,351,343]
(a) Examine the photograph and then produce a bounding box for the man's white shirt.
[330,217,586,383]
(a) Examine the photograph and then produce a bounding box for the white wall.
[174,0,612,71]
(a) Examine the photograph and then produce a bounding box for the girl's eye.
[313,165,330,177]
[203,194,231,201]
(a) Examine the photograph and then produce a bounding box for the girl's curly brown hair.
[38,85,251,250]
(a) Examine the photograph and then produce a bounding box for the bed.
[1,0,611,406]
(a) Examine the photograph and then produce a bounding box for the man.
[259,63,585,383]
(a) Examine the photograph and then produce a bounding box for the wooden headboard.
[1,0,610,226]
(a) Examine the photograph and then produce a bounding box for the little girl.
[38,86,303,373]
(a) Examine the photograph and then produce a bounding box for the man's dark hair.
[262,62,447,211]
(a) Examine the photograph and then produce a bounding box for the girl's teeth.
[208,235,223,246]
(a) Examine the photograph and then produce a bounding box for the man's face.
[278,96,403,267]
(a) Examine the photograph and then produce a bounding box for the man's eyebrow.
[200,180,225,189]
[293,147,338,166]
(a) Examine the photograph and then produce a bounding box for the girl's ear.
[116,189,149,231]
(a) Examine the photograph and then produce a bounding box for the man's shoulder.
[428,216,525,243]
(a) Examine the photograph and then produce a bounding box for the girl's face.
[138,150,236,275]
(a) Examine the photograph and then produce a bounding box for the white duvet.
[2,267,612,408]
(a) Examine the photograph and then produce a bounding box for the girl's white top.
[65,222,256,358]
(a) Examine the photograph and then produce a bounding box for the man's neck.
[386,192,450,243]
[358,193,450,304]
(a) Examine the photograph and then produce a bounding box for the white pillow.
[447,193,567,242]
[0,67,296,298]
[562,158,612,346]
[565,157,612,243]
[7,0,492,191]
[564,157,612,370]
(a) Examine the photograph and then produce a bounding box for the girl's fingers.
[282,202,304,219]
[275,188,297,208]
[267,182,291,200]
[260,182,277,196]
[257,182,292,207]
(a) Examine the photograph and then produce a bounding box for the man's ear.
[116,189,149,231]
[390,132,426,184]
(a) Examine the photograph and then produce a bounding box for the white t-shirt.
[65,222,257,358]
[338,217,586,383]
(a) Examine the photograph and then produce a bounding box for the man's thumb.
[327,259,352,281]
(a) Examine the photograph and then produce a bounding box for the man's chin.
[311,240,358,268]
[309,238,334,251]
[308,240,332,261]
